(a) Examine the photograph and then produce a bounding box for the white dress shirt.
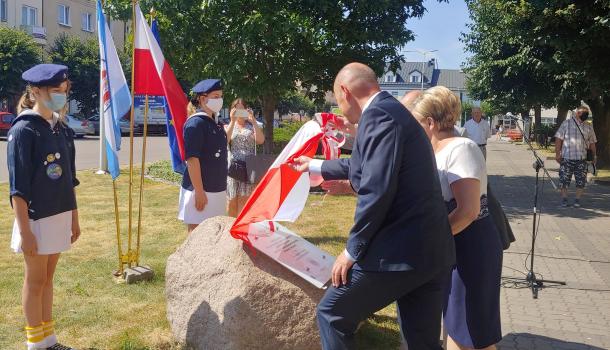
[464,118,491,145]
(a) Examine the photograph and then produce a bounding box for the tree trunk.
[262,95,277,154]
[587,95,610,168]
[556,106,569,126]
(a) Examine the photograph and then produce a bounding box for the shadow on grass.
[498,333,606,350]
[356,314,401,350]
[305,235,348,247]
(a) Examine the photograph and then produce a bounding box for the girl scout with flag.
[8,64,80,350]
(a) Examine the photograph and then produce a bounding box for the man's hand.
[290,156,312,173]
[194,189,208,212]
[321,180,355,196]
[332,252,356,288]
[333,115,357,135]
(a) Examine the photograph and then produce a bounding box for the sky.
[401,0,471,69]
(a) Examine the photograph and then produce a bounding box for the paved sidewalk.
[488,140,610,350]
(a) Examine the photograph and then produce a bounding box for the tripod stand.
[503,115,566,299]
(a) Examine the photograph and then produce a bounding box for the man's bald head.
[400,90,422,111]
[333,62,381,124]
[334,62,380,98]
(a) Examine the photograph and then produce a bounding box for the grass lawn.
[0,162,401,349]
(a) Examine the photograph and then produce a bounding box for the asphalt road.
[0,136,171,183]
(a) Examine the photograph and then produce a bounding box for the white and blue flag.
[97,0,131,179]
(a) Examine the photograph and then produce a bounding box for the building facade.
[379,60,473,104]
[0,0,126,52]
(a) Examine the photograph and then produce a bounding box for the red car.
[0,111,16,137]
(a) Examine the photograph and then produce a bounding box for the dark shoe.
[573,200,581,208]
[560,199,570,208]
[47,343,76,350]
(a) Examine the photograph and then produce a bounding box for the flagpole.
[112,180,124,274]
[97,0,108,175]
[127,0,137,268]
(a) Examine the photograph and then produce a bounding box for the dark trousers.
[316,267,449,350]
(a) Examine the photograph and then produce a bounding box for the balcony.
[20,25,47,45]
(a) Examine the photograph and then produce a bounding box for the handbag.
[573,119,594,161]
[228,159,249,182]
[245,126,276,184]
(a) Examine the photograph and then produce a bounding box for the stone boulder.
[166,216,325,350]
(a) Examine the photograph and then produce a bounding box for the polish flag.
[230,113,345,246]
[133,4,187,160]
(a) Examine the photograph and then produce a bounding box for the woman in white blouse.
[412,86,503,350]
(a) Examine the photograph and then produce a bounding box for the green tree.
[0,27,42,112]
[106,0,443,153]
[49,34,100,116]
[463,0,610,166]
[277,90,316,120]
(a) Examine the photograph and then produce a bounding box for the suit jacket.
[321,91,455,273]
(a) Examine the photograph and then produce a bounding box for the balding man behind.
[293,63,455,350]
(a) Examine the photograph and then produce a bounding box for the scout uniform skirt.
[11,211,72,255]
[178,187,226,225]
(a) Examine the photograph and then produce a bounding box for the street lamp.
[404,49,438,90]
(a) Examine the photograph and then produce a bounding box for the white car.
[65,115,94,138]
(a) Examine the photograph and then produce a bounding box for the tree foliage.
[463,0,610,166]
[49,34,100,116]
[277,91,316,118]
[105,0,443,152]
[0,27,42,110]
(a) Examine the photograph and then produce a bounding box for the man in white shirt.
[464,107,492,159]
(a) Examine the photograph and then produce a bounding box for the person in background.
[225,98,265,217]
[496,124,503,140]
[179,79,228,233]
[464,107,491,159]
[412,86,502,350]
[555,106,597,208]
[8,64,81,350]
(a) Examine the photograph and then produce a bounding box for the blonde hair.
[412,86,461,131]
[17,82,71,121]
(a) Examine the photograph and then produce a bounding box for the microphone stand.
[503,115,566,299]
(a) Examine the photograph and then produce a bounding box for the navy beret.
[192,79,222,94]
[22,64,69,86]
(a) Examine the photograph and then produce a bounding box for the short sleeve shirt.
[181,113,228,193]
[435,138,487,202]
[555,118,597,160]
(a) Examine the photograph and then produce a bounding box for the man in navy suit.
[292,63,455,349]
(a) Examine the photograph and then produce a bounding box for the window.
[1,0,7,22]
[385,73,396,83]
[391,91,399,96]
[82,13,93,32]
[58,5,70,26]
[21,6,37,26]
[410,72,421,83]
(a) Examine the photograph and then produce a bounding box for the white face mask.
[206,98,223,113]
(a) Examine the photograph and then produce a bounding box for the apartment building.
[0,0,127,51]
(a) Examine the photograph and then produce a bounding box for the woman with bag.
[225,98,265,217]
[178,79,228,233]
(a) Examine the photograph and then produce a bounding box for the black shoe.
[560,199,570,208]
[573,199,581,208]
[47,343,76,350]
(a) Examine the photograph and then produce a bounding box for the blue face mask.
[44,93,67,112]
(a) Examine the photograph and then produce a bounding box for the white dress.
[178,188,226,225]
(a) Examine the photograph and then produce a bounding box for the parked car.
[0,112,16,137]
[88,115,135,136]
[66,115,94,138]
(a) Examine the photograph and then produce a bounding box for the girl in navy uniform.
[178,79,228,233]
[8,64,80,350]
